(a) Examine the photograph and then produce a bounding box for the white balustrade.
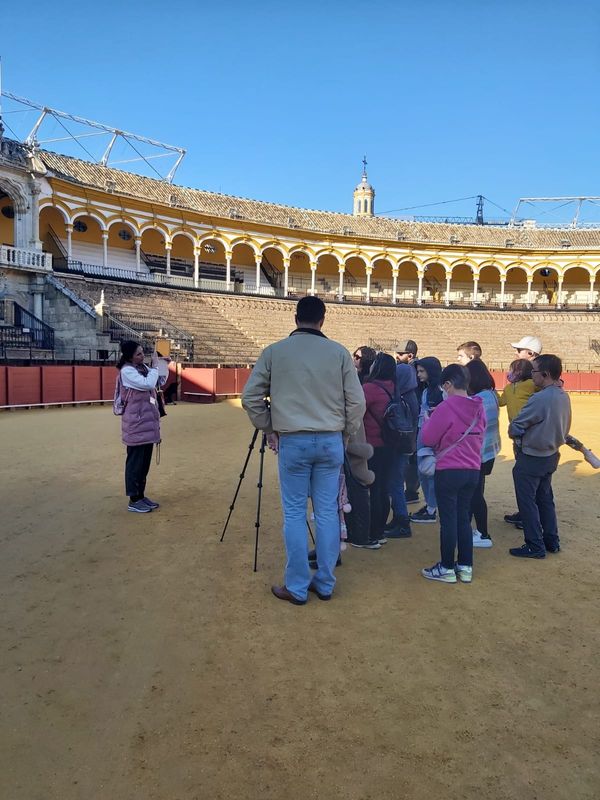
[0,245,52,270]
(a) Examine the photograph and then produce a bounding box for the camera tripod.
[220,427,314,572]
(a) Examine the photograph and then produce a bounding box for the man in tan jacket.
[242,296,365,604]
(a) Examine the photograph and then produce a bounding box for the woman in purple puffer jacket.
[117,340,162,513]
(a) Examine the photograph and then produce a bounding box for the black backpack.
[374,382,417,454]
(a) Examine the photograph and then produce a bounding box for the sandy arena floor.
[1,397,599,800]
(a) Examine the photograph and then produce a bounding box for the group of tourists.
[350,334,572,585]
[241,297,577,604]
[112,295,582,605]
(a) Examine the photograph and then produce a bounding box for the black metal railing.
[44,226,68,270]
[100,311,194,361]
[13,303,55,349]
[260,255,282,289]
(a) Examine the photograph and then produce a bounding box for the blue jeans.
[278,432,344,600]
[388,452,410,517]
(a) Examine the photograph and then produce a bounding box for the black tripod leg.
[306,520,316,545]
[220,427,260,542]
[253,433,267,572]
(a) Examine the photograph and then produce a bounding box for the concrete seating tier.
[57,276,600,369]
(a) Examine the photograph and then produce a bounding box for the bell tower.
[353,156,374,217]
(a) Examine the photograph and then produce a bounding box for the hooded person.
[411,356,444,524]
[420,364,486,584]
[385,363,420,538]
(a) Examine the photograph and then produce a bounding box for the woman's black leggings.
[368,446,394,540]
[470,459,495,536]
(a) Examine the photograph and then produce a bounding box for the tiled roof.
[35,147,600,251]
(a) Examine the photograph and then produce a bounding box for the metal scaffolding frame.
[511,197,600,228]
[0,92,186,183]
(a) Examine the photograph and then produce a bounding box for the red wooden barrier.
[42,366,74,404]
[101,367,117,401]
[579,372,600,391]
[2,365,598,409]
[491,371,507,390]
[181,367,216,402]
[7,367,42,406]
[74,367,101,402]
[215,368,236,395]
[235,368,252,394]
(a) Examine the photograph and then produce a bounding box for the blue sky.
[2,0,600,222]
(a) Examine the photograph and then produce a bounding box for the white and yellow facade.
[1,135,600,313]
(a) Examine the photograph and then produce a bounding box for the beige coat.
[242,329,366,436]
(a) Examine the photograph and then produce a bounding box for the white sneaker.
[473,529,493,548]
[455,564,473,583]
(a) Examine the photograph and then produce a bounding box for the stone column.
[255,254,262,293]
[417,271,424,305]
[472,273,479,305]
[499,277,506,308]
[589,274,596,309]
[101,231,109,268]
[165,243,172,276]
[556,276,564,308]
[338,264,345,301]
[29,183,42,250]
[365,267,372,303]
[135,237,141,270]
[194,249,200,288]
[225,252,233,291]
[283,257,290,297]
[526,277,533,308]
[310,260,317,295]
[445,272,451,306]
[66,224,73,259]
[392,269,398,304]
[30,275,45,320]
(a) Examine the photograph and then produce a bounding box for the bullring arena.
[1,112,600,799]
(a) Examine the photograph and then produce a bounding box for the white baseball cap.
[511,335,542,354]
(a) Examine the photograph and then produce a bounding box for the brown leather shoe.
[308,583,332,601]
[271,585,306,605]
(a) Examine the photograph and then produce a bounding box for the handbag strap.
[435,408,481,460]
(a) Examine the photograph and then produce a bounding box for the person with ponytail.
[116,340,162,513]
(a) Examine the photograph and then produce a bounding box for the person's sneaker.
[128,499,152,513]
[377,537,388,545]
[410,506,437,524]
[515,521,524,530]
[504,512,521,525]
[455,564,473,583]
[473,529,493,548]
[509,544,545,559]
[350,540,381,550]
[142,497,160,509]
[405,492,421,505]
[421,562,457,583]
[545,544,561,554]
[386,516,412,538]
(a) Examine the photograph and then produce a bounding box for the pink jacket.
[363,379,395,448]
[421,395,485,470]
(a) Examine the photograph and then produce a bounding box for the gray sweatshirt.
[508,384,571,457]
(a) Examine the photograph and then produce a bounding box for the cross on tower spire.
[362,155,367,177]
